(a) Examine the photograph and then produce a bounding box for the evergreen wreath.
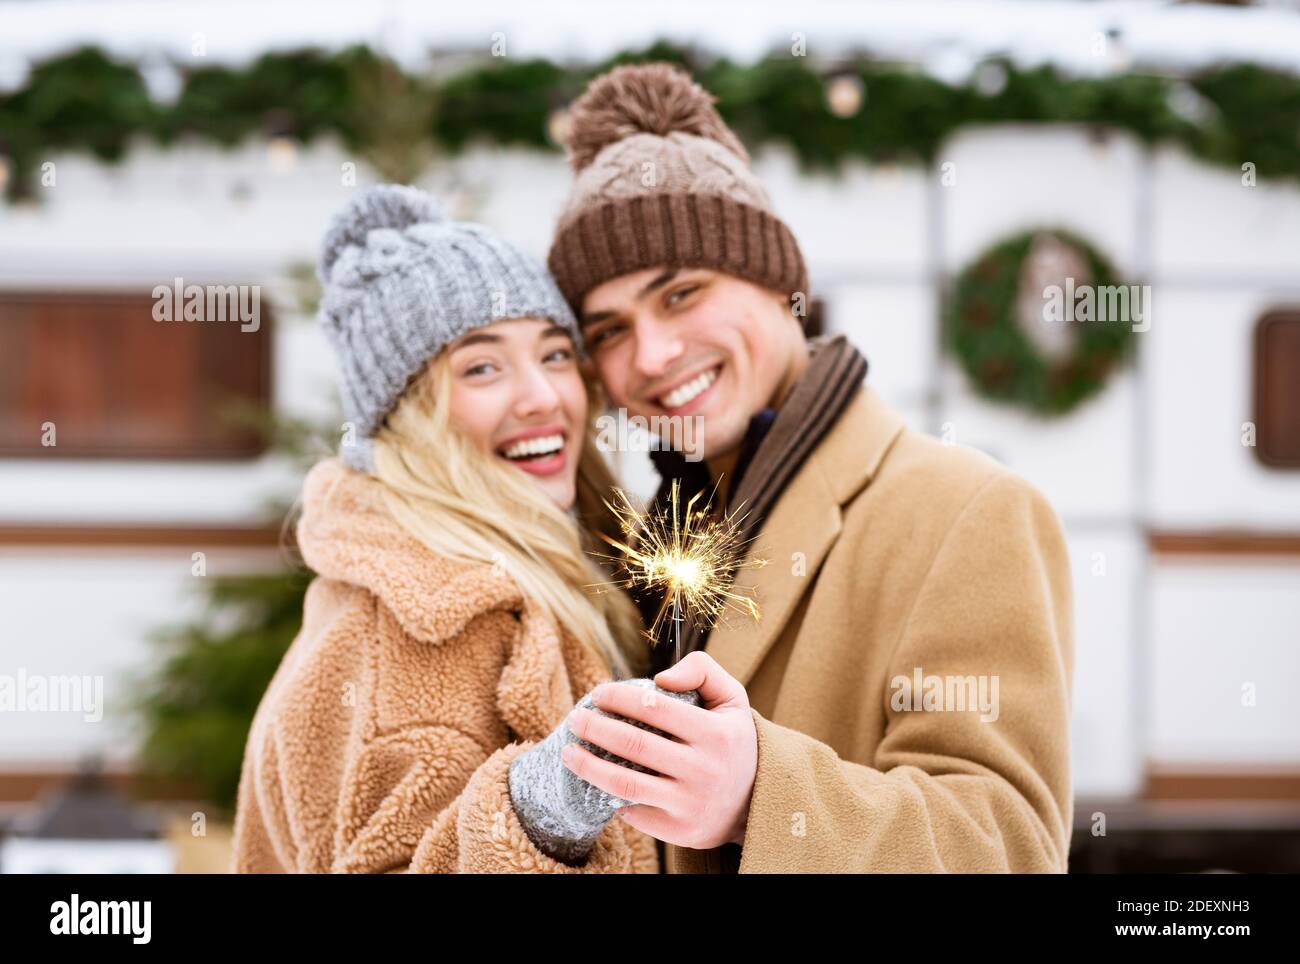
[944,228,1138,415]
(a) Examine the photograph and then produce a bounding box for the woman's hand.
[562,650,759,851]
[508,677,699,864]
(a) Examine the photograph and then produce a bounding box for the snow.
[0,0,1297,83]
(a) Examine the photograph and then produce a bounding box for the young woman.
[230,184,659,873]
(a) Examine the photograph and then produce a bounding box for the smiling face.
[443,317,587,510]
[579,267,808,466]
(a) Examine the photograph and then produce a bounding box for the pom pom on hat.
[563,61,749,172]
[312,183,580,474]
[317,184,446,283]
[547,62,808,313]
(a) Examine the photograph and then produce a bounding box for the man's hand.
[560,651,758,850]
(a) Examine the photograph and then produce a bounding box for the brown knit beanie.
[547,62,809,315]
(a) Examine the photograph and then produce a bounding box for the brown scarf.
[639,334,869,675]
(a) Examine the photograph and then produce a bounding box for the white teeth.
[501,433,564,459]
[660,367,718,409]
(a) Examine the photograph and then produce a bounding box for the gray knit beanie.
[316,184,582,472]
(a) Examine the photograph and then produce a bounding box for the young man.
[547,63,1074,873]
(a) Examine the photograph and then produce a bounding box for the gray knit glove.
[507,678,702,866]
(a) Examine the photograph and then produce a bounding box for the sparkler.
[593,479,768,666]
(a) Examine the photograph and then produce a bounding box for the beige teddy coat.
[230,457,658,873]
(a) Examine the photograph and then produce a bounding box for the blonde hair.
[368,350,647,680]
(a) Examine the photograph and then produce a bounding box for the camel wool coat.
[229,457,658,873]
[664,381,1075,874]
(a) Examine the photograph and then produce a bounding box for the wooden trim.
[1254,309,1300,468]
[1075,796,1300,830]
[1149,531,1300,556]
[1146,767,1300,802]
[0,523,289,549]
[0,769,207,804]
[5,770,1294,807]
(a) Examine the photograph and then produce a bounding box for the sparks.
[591,479,768,664]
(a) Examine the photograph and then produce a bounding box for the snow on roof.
[1,0,1298,83]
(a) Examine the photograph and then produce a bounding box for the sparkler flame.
[592,479,768,662]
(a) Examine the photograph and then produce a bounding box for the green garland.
[1,42,1299,200]
[944,229,1137,415]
